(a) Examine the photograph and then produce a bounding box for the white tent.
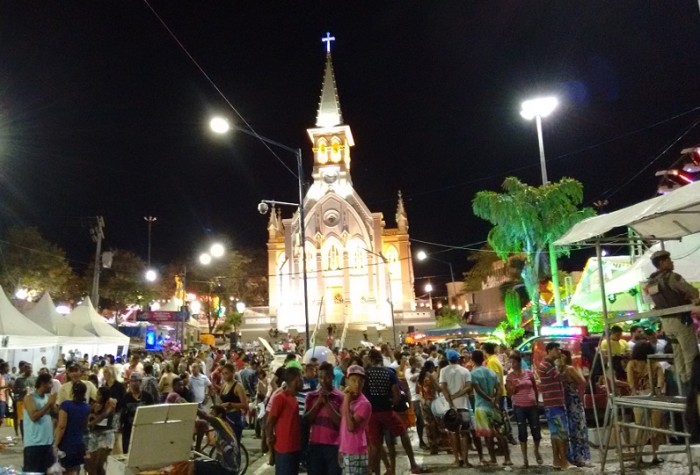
[568,233,700,312]
[66,298,130,356]
[555,181,700,245]
[23,292,108,359]
[0,286,60,368]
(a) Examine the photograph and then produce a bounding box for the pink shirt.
[506,369,537,407]
[305,388,344,445]
[339,393,371,455]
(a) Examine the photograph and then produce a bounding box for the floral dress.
[563,378,590,465]
[419,373,441,452]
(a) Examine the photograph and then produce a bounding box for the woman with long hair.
[560,349,590,467]
[219,363,248,445]
[628,341,665,463]
[86,386,116,475]
[54,381,91,475]
[417,360,441,454]
[102,365,125,455]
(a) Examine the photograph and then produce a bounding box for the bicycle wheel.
[239,444,249,475]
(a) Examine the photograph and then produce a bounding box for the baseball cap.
[446,349,460,363]
[285,360,302,370]
[650,250,670,267]
[347,365,365,378]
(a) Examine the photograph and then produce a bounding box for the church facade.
[265,49,417,335]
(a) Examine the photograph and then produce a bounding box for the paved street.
[1,423,695,474]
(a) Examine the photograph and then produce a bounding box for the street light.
[210,116,310,351]
[416,250,456,303]
[144,216,158,282]
[520,95,563,325]
[199,243,225,266]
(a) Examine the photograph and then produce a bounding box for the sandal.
[535,454,544,465]
[410,466,427,474]
[651,458,664,465]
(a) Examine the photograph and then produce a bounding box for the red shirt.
[537,359,565,408]
[269,390,301,453]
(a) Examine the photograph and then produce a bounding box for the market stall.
[66,298,130,357]
[0,286,60,368]
[23,292,103,361]
[555,180,700,474]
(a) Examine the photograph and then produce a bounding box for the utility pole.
[90,216,105,308]
[144,216,157,267]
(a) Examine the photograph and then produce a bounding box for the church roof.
[315,54,343,128]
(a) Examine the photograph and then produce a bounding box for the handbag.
[431,395,450,417]
[392,390,410,412]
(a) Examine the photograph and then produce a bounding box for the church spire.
[396,191,409,232]
[316,33,343,128]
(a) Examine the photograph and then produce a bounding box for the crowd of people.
[3,319,700,474]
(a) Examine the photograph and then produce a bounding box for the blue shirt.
[23,393,53,447]
[332,366,344,389]
[59,400,91,449]
[470,366,498,409]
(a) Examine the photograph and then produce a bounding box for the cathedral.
[263,45,423,340]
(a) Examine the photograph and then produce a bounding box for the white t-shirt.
[405,367,420,402]
[189,373,211,404]
[439,363,472,410]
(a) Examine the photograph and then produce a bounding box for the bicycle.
[199,425,250,475]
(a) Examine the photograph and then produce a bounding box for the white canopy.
[555,181,700,245]
[0,286,59,348]
[570,233,700,312]
[0,286,60,368]
[66,298,130,353]
[24,292,94,337]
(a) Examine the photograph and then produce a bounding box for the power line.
[141,0,298,180]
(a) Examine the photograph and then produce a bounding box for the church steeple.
[315,33,343,128]
[396,191,409,232]
[307,32,355,187]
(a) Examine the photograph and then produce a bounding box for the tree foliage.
[472,177,595,330]
[435,307,464,328]
[97,250,153,307]
[462,245,500,291]
[0,226,76,299]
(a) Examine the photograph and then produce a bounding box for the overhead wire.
[141,0,298,180]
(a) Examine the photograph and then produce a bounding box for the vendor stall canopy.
[555,181,700,245]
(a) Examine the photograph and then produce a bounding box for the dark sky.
[1,2,699,292]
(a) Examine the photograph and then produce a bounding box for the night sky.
[1,2,699,292]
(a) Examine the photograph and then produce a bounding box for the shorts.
[24,445,54,473]
[367,411,405,446]
[0,401,6,419]
[343,453,369,475]
[60,443,86,470]
[88,429,115,452]
[447,408,472,433]
[474,406,500,437]
[545,406,569,441]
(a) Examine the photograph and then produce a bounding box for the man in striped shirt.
[537,342,569,470]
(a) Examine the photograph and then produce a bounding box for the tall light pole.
[144,216,157,282]
[416,250,456,304]
[425,283,434,309]
[210,117,310,351]
[520,96,563,325]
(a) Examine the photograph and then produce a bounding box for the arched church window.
[327,245,340,271]
[384,245,400,276]
[349,238,366,270]
[305,243,316,272]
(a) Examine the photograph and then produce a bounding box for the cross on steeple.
[322,32,335,54]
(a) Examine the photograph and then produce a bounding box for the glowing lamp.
[210,117,230,134]
[210,243,225,258]
[416,250,428,261]
[199,253,212,265]
[520,96,559,120]
[145,269,158,282]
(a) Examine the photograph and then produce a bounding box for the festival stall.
[23,292,105,360]
[0,286,60,368]
[554,180,700,474]
[66,298,130,357]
